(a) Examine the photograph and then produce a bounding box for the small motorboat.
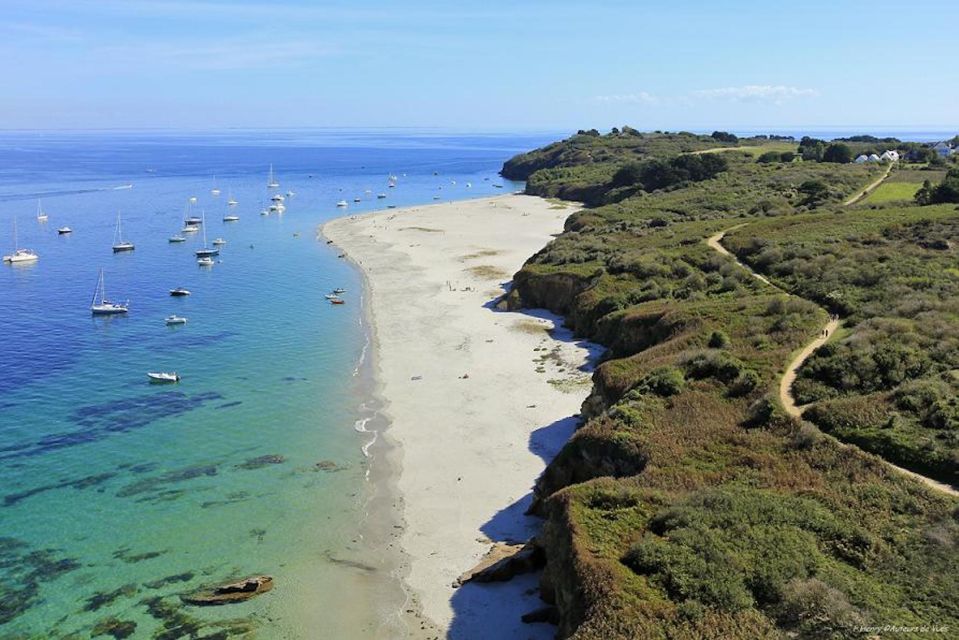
[271,193,285,203]
[336,200,348,207]
[148,372,180,383]
[182,225,199,234]
[223,215,239,222]
[329,297,346,305]
[197,256,214,267]
[212,238,226,246]
[387,205,396,209]
[58,226,72,235]
[165,315,187,325]
[333,288,346,294]
[169,235,186,243]
[353,197,361,203]
[376,193,387,199]
[269,203,285,213]
[185,216,202,225]
[169,287,191,296]
[324,293,338,300]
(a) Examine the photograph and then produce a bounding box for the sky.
[1,0,957,132]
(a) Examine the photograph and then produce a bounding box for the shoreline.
[324,194,600,637]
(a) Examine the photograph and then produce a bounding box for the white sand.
[323,195,599,638]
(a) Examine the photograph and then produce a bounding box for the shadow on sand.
[447,283,602,639]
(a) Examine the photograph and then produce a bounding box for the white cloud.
[691,85,819,104]
[593,92,659,105]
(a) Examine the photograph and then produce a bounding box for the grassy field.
[863,180,922,202]
[501,129,959,640]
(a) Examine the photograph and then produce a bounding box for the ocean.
[0,129,548,639]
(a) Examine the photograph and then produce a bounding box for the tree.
[780,151,796,163]
[711,131,739,144]
[915,180,935,205]
[799,137,826,162]
[822,143,853,164]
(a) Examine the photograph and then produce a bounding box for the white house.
[867,153,881,163]
[854,154,869,163]
[880,150,900,163]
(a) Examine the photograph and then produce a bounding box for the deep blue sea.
[0,129,548,639]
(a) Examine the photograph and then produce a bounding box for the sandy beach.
[324,194,599,638]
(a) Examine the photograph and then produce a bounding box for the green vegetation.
[916,168,959,204]
[722,206,959,483]
[501,129,959,639]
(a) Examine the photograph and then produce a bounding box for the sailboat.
[211,175,221,196]
[90,269,128,315]
[2,218,39,263]
[36,200,48,222]
[227,189,238,207]
[267,164,280,189]
[194,211,219,258]
[112,211,135,252]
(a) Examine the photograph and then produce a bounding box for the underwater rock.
[113,548,168,563]
[234,454,286,470]
[116,464,218,498]
[144,572,195,589]
[313,460,339,472]
[84,584,137,612]
[91,616,137,639]
[181,575,273,606]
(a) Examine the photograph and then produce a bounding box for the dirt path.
[781,318,840,417]
[843,162,893,205]
[706,225,959,497]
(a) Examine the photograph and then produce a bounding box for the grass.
[863,181,922,203]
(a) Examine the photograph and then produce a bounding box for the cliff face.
[500,131,959,640]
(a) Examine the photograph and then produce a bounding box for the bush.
[708,330,731,349]
[711,131,739,144]
[757,151,782,164]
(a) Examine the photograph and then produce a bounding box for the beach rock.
[314,460,339,472]
[181,575,273,606]
[454,539,544,587]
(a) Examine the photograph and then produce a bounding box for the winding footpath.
[706,210,958,497]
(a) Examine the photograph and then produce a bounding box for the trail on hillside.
[705,224,958,497]
[843,162,894,205]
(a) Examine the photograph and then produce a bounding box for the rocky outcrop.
[181,575,273,606]
[454,540,545,587]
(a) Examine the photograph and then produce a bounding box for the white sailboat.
[195,210,219,258]
[211,175,221,196]
[36,200,48,222]
[112,211,134,252]
[267,164,280,189]
[227,189,238,207]
[3,218,39,263]
[223,214,240,222]
[90,269,128,315]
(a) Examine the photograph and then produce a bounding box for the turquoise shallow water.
[0,130,542,638]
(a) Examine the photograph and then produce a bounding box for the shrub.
[708,330,731,349]
[757,151,782,164]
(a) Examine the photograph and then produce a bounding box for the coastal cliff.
[502,130,959,639]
